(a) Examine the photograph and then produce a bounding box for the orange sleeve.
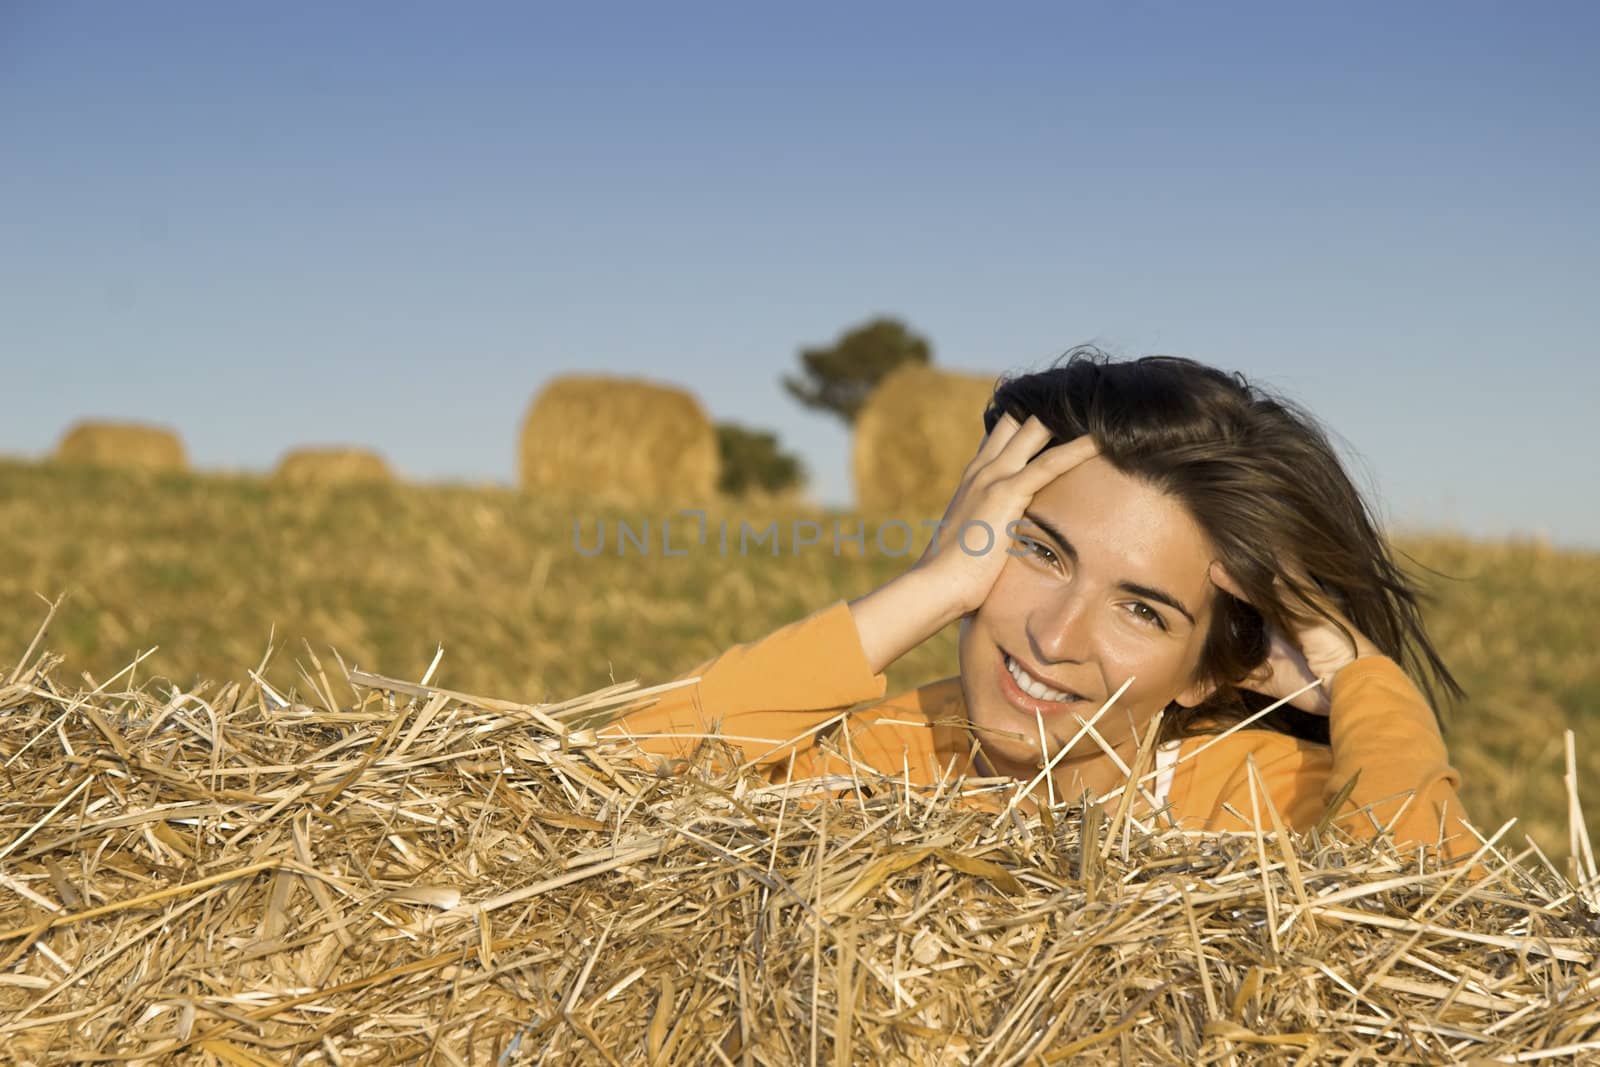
[1164,658,1478,866]
[1321,656,1477,861]
[1166,733,1333,835]
[599,600,888,772]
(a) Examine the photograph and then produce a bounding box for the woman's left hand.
[1208,563,1383,716]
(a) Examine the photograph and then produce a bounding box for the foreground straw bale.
[2,638,1598,1063]
[273,447,395,487]
[519,375,718,503]
[853,365,998,515]
[54,420,188,472]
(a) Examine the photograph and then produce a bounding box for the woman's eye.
[1020,536,1058,565]
[1128,602,1167,630]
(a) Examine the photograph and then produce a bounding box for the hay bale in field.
[54,420,187,472]
[519,375,719,503]
[2,632,1594,1064]
[853,364,997,515]
[273,446,395,486]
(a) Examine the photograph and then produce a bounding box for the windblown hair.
[985,347,1463,745]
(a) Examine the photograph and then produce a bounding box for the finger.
[1229,560,1345,630]
[1266,559,1334,610]
[1007,435,1099,496]
[990,414,1056,471]
[1274,567,1352,627]
[1207,562,1252,605]
[971,412,1022,468]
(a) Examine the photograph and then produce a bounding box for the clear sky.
[3,2,1597,547]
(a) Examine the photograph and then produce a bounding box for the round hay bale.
[852,364,997,515]
[273,446,395,486]
[519,375,719,503]
[54,420,187,472]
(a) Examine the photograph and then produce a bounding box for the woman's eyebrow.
[1120,580,1197,626]
[1022,511,1197,626]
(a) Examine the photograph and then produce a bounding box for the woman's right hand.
[847,415,1097,676]
[912,414,1100,617]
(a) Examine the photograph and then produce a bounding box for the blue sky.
[3,2,1597,547]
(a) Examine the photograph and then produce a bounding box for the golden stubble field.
[3,458,1597,859]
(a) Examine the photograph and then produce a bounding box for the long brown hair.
[985,347,1463,744]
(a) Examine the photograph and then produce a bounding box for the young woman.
[603,351,1477,864]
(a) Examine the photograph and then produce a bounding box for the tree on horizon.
[715,422,807,496]
[782,316,933,426]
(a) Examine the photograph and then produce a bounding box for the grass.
[3,456,1597,858]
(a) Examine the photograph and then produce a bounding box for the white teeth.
[1005,655,1078,703]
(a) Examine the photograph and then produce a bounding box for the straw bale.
[2,625,1598,1063]
[54,420,187,472]
[273,446,395,486]
[519,376,718,503]
[853,365,996,515]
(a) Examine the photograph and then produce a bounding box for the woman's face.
[957,455,1221,781]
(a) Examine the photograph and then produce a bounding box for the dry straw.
[273,447,396,487]
[54,420,188,472]
[853,365,998,515]
[519,376,718,504]
[2,610,1598,1064]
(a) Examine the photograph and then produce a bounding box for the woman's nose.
[1027,585,1094,664]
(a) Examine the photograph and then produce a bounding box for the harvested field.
[519,376,719,504]
[853,366,998,516]
[273,447,395,486]
[2,617,1597,1063]
[54,420,187,472]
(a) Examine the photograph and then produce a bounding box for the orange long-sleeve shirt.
[604,600,1478,863]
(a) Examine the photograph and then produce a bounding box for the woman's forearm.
[847,567,968,676]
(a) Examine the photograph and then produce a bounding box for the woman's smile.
[997,648,1091,713]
